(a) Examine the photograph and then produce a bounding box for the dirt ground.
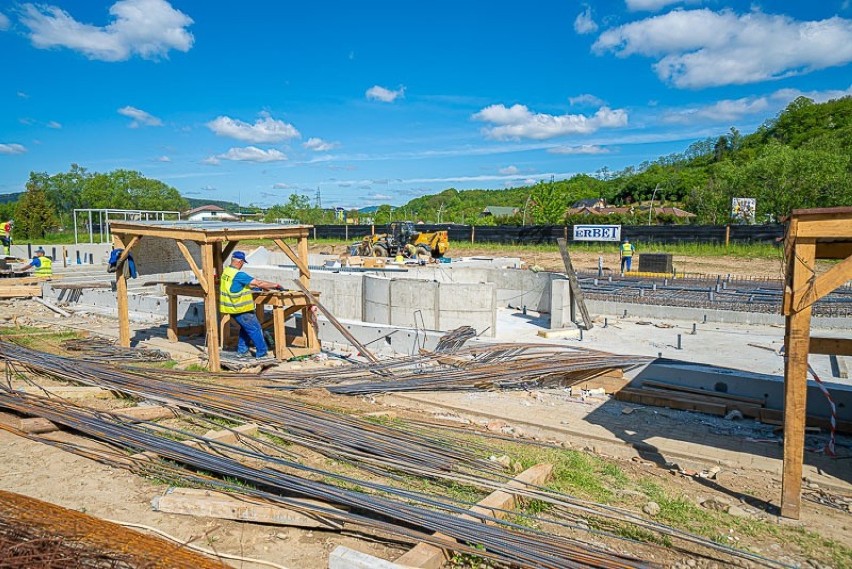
[308,242,795,279]
[0,245,848,569]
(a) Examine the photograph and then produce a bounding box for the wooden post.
[200,243,220,371]
[471,225,475,244]
[725,225,731,247]
[556,238,594,330]
[781,237,815,519]
[297,235,310,288]
[113,234,131,347]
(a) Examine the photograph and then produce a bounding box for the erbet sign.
[572,225,622,242]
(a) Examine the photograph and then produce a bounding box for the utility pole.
[648,183,660,226]
[315,186,322,209]
[437,203,445,224]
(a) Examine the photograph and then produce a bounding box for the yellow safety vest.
[35,256,52,276]
[219,266,254,314]
[620,243,634,257]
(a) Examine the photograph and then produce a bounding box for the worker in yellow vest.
[20,247,53,276]
[620,239,635,274]
[219,251,283,360]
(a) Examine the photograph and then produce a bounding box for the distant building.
[480,206,520,218]
[565,204,696,220]
[571,198,607,209]
[184,205,239,222]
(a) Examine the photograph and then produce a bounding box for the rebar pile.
[0,489,227,568]
[264,343,651,395]
[60,337,171,362]
[576,272,852,317]
[0,341,793,568]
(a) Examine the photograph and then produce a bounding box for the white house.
[184,205,239,222]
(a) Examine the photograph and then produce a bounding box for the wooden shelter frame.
[781,206,852,519]
[109,221,314,372]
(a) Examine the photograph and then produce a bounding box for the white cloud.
[17,91,29,98]
[574,6,598,34]
[209,146,288,163]
[568,93,605,106]
[201,156,220,165]
[20,0,193,62]
[207,113,300,143]
[548,144,611,155]
[368,193,393,200]
[593,9,852,88]
[366,85,405,102]
[499,165,519,175]
[156,155,171,162]
[0,143,27,155]
[0,12,10,31]
[662,84,852,123]
[625,0,698,11]
[118,105,162,127]
[46,121,62,129]
[472,104,628,140]
[303,137,338,151]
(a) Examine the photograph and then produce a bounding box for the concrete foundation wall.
[635,360,852,422]
[586,299,852,330]
[9,243,113,265]
[363,275,496,336]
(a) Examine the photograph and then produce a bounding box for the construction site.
[0,208,850,569]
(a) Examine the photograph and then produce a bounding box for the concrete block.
[549,278,572,329]
[329,546,409,569]
[363,275,391,324]
[389,279,439,329]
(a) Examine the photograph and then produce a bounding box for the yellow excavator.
[355,222,449,258]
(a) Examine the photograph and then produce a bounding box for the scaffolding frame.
[73,209,182,245]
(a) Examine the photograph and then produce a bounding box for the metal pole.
[73,210,79,245]
[88,210,93,244]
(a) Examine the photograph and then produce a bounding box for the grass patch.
[0,325,81,349]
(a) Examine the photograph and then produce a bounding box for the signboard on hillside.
[572,224,621,242]
[731,198,756,224]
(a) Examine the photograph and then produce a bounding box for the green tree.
[530,179,567,224]
[14,179,60,239]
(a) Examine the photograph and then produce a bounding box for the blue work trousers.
[620,256,633,273]
[233,311,268,357]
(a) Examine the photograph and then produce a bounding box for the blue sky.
[1,0,851,209]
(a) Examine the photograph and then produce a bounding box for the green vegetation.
[8,165,188,240]
[400,96,851,225]
[0,325,81,349]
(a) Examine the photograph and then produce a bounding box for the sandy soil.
[307,242,799,280]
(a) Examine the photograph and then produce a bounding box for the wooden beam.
[200,243,220,371]
[556,238,593,330]
[781,238,816,520]
[795,218,852,239]
[273,238,310,285]
[298,235,310,288]
[810,337,852,357]
[113,234,131,348]
[395,463,553,569]
[152,487,343,529]
[212,242,224,282]
[175,240,209,293]
[117,235,141,263]
[222,240,238,259]
[792,254,852,312]
[0,284,42,298]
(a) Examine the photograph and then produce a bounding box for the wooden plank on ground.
[153,487,344,529]
[615,388,727,416]
[569,369,627,394]
[394,463,553,569]
[130,423,259,462]
[0,284,41,298]
[556,238,593,330]
[0,406,176,435]
[640,380,766,406]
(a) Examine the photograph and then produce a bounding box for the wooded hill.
[401,95,852,225]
